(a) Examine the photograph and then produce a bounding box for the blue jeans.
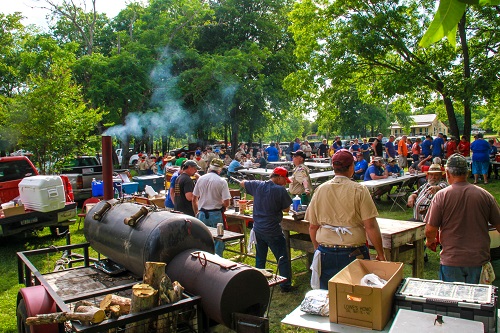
[439,265,482,284]
[254,231,291,289]
[196,211,225,257]
[318,245,370,290]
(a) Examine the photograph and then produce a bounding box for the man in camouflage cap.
[193,158,231,256]
[425,153,500,283]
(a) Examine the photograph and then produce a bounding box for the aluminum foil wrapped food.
[300,289,329,316]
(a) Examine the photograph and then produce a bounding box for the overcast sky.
[1,0,132,29]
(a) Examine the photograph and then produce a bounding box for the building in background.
[390,114,448,137]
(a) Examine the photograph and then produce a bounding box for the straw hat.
[426,163,444,174]
[163,155,175,162]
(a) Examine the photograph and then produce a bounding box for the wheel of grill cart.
[17,299,32,333]
[50,225,69,236]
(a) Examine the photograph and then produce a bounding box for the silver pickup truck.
[61,156,129,201]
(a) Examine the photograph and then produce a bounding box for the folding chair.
[387,178,410,212]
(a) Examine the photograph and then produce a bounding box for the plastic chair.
[77,197,101,229]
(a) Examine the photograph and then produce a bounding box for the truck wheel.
[50,226,69,236]
[17,299,32,333]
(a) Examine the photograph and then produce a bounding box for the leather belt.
[319,243,365,249]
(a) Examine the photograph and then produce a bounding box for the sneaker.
[280,285,296,293]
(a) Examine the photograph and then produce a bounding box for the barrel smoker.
[84,199,271,331]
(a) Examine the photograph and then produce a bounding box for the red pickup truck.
[0,156,77,237]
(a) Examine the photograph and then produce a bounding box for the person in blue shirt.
[431,133,445,158]
[227,157,243,181]
[488,139,499,180]
[236,167,293,292]
[360,138,371,163]
[332,137,343,152]
[364,157,391,199]
[384,135,396,159]
[293,138,301,152]
[385,158,401,176]
[421,135,433,157]
[349,138,360,156]
[265,142,279,162]
[353,153,368,180]
[470,133,491,184]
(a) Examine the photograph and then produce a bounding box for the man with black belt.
[193,158,231,257]
[306,149,386,290]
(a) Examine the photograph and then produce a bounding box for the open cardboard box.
[329,259,404,330]
[3,205,26,217]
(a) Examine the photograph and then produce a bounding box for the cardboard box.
[328,259,404,330]
[3,205,26,217]
[150,197,165,208]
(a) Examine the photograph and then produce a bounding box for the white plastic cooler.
[19,176,66,212]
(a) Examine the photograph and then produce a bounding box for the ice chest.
[91,180,103,197]
[132,175,165,192]
[389,309,484,332]
[394,278,497,333]
[19,176,65,212]
[122,182,139,194]
[328,259,404,330]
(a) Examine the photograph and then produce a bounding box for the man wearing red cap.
[306,149,385,290]
[235,167,294,292]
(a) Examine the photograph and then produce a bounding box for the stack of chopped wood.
[26,262,184,333]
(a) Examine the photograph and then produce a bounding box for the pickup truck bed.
[0,203,77,237]
[61,156,129,201]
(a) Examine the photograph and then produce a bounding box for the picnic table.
[280,216,425,278]
[238,167,273,180]
[305,162,332,170]
[361,172,426,194]
[267,160,292,166]
[310,170,335,186]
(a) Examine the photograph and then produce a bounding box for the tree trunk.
[230,107,239,159]
[459,13,472,139]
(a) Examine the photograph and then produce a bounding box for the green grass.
[1,177,499,332]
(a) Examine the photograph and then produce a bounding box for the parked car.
[310,141,322,154]
[10,149,33,157]
[0,156,77,237]
[115,148,140,165]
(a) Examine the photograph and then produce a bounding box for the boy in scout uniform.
[289,150,313,204]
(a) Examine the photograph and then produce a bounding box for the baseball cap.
[195,150,201,155]
[446,153,468,170]
[183,160,201,170]
[331,149,354,167]
[372,157,384,162]
[272,167,291,183]
[387,157,396,163]
[210,158,225,168]
[292,150,307,159]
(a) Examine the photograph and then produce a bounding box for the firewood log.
[100,294,131,315]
